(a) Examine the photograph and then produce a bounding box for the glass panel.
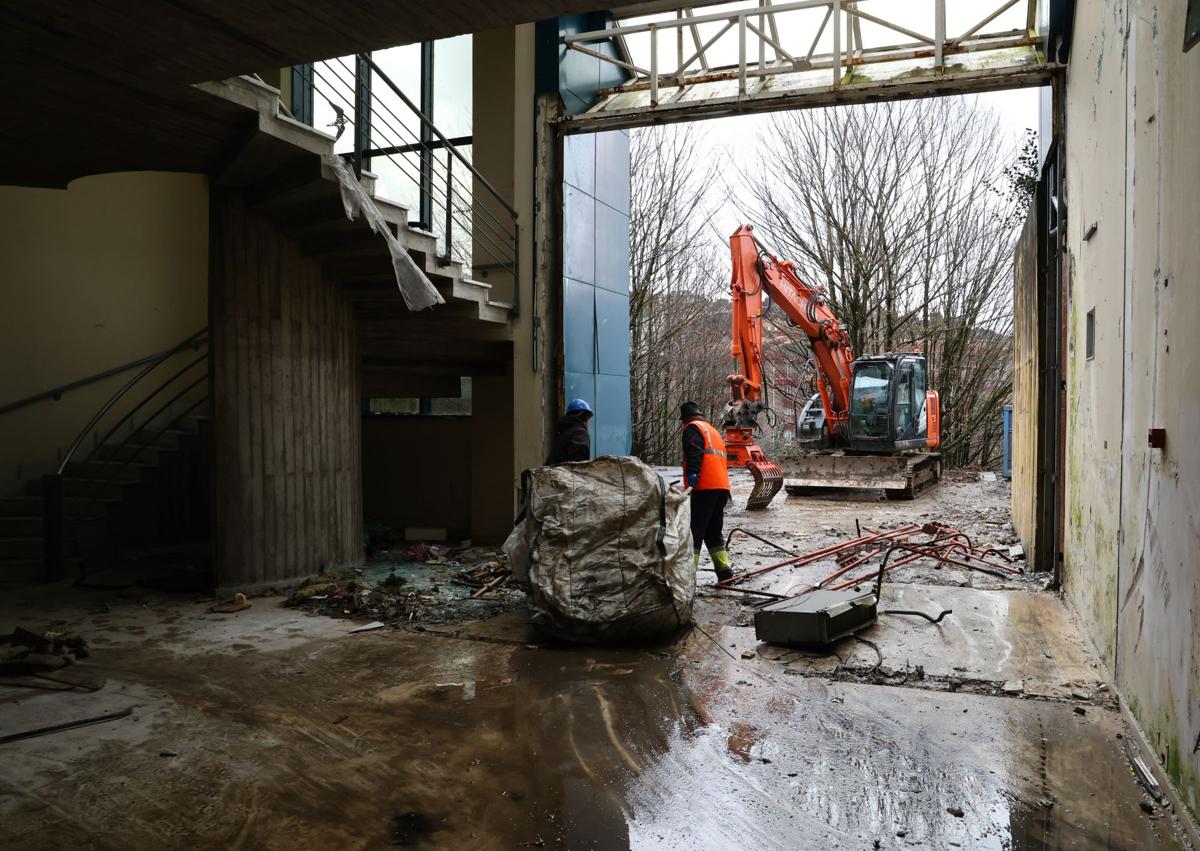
[850,362,892,440]
[432,35,473,138]
[912,359,928,435]
[429,377,472,416]
[368,398,420,415]
[310,56,360,155]
[894,363,913,438]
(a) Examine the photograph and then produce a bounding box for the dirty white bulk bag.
[503,456,694,643]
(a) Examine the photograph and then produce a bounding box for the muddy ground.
[0,473,1193,850]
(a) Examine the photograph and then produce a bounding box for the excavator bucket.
[779,453,941,500]
[744,460,784,510]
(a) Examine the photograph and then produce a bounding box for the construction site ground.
[1,471,1192,850]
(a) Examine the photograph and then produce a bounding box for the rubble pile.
[0,626,90,676]
[285,545,518,626]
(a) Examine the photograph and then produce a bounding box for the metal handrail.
[362,54,518,219]
[0,328,207,418]
[55,328,208,476]
[296,61,518,274]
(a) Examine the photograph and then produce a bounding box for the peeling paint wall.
[1064,0,1200,817]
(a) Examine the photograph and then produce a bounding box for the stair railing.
[293,55,520,310]
[43,329,209,580]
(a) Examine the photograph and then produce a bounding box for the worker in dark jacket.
[546,398,593,465]
[680,400,735,583]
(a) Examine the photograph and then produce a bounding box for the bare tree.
[628,125,729,463]
[744,98,1020,467]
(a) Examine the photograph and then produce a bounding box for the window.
[365,377,472,417]
[894,363,913,438]
[850,362,892,440]
[1086,308,1095,360]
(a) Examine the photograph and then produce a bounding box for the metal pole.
[935,0,945,69]
[832,0,841,86]
[738,13,747,95]
[442,150,453,261]
[353,54,372,179]
[42,474,63,581]
[649,22,659,105]
[419,41,435,228]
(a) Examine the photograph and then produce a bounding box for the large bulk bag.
[503,456,694,643]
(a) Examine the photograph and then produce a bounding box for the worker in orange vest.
[680,401,734,583]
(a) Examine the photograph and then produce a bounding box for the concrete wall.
[362,416,472,539]
[1063,0,1200,815]
[210,191,361,591]
[0,172,209,480]
[473,25,550,540]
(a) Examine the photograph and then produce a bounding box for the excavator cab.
[848,354,940,453]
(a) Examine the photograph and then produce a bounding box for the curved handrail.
[55,328,208,476]
[0,328,207,418]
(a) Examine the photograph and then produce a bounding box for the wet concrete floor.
[0,475,1192,849]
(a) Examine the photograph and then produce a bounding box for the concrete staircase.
[196,75,513,325]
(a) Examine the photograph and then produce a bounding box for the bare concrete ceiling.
[1,1,622,187]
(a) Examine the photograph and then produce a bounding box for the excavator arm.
[724,224,857,509]
[727,224,856,440]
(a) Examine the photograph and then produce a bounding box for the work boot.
[712,549,735,584]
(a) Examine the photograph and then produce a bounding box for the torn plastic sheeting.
[324,154,444,312]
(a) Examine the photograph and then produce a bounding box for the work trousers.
[689,488,730,554]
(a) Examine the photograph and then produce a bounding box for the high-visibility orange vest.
[683,420,731,491]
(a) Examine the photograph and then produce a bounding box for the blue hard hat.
[566,398,593,415]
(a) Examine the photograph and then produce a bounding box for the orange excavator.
[724,225,942,509]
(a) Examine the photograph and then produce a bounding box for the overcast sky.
[616,0,1043,242]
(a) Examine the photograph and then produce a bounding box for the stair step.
[0,537,43,559]
[25,478,132,499]
[0,516,44,536]
[0,497,116,517]
[0,557,82,584]
[63,460,156,479]
[94,443,180,461]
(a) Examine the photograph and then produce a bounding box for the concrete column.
[472,25,553,537]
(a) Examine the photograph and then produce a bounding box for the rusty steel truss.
[562,0,1058,131]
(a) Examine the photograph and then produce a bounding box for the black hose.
[881,608,953,625]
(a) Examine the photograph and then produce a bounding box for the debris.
[1038,798,1054,809]
[0,627,89,674]
[209,592,250,614]
[0,706,134,745]
[1128,749,1164,801]
[348,621,385,634]
[159,751,178,757]
[1140,795,1157,814]
[741,650,757,659]
[332,715,349,725]
[1002,679,1024,694]
[947,806,964,818]
[1073,706,1086,715]
[1008,544,1025,560]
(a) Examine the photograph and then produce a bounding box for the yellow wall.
[472,25,549,540]
[0,172,209,480]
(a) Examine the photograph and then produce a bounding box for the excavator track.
[883,454,943,501]
[744,460,783,510]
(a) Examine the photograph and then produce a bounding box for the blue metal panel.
[595,131,631,214]
[595,374,632,456]
[595,288,629,377]
[563,131,595,194]
[594,202,629,294]
[563,278,596,374]
[562,184,595,284]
